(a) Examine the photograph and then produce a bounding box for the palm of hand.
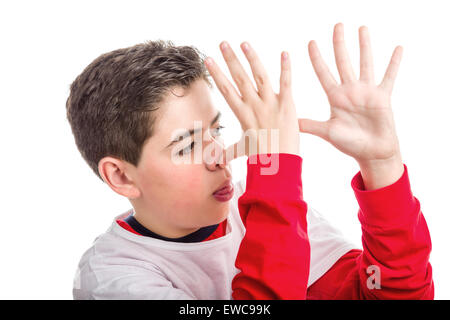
[324,83,399,161]
[299,23,403,163]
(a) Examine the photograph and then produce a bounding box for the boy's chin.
[209,201,230,223]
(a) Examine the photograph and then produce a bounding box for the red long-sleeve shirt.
[116,153,433,300]
[232,153,434,300]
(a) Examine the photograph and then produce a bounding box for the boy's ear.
[98,157,141,199]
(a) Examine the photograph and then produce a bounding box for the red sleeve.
[306,164,434,300]
[231,153,310,300]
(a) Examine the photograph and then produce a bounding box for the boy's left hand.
[299,23,405,189]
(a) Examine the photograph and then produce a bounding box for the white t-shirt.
[73,179,359,299]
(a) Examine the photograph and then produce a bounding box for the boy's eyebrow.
[166,111,221,148]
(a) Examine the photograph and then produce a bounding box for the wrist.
[245,129,300,157]
[246,153,304,199]
[356,153,404,190]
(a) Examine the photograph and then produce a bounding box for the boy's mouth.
[213,180,232,194]
[212,180,234,202]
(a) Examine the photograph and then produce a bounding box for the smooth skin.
[300,23,405,190]
[206,23,405,190]
[205,41,300,159]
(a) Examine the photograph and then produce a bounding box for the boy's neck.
[132,209,200,239]
[124,214,220,243]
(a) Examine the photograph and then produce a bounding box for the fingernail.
[282,51,289,60]
[220,42,229,51]
[241,42,250,53]
[205,57,213,66]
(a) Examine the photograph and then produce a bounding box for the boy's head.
[66,40,233,238]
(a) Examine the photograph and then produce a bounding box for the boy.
[67,23,433,299]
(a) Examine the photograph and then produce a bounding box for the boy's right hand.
[204,41,300,164]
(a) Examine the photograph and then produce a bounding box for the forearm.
[232,153,310,300]
[307,164,434,300]
[357,152,404,191]
[352,163,434,299]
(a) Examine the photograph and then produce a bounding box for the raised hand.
[204,41,300,162]
[299,23,405,189]
[300,23,403,162]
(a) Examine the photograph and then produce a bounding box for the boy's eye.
[211,125,225,137]
[178,141,195,156]
[177,126,225,156]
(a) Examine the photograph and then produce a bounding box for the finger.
[333,23,356,83]
[279,51,293,102]
[359,25,375,83]
[379,45,403,94]
[204,57,246,122]
[240,42,274,100]
[220,41,259,102]
[221,139,247,165]
[298,118,329,141]
[308,40,338,93]
[206,137,230,169]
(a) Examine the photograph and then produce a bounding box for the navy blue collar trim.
[124,214,219,243]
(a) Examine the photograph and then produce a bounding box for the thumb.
[221,141,244,166]
[221,134,254,165]
[298,118,329,141]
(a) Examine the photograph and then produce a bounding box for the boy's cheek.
[167,164,204,189]
[165,191,209,224]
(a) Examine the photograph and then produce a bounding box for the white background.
[1,0,449,299]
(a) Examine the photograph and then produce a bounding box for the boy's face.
[128,79,233,238]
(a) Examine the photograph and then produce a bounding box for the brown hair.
[66,40,212,181]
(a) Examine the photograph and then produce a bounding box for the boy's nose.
[206,152,232,181]
[205,146,226,171]
[205,135,228,171]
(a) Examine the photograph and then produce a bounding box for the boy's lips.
[212,180,234,202]
[213,180,233,195]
